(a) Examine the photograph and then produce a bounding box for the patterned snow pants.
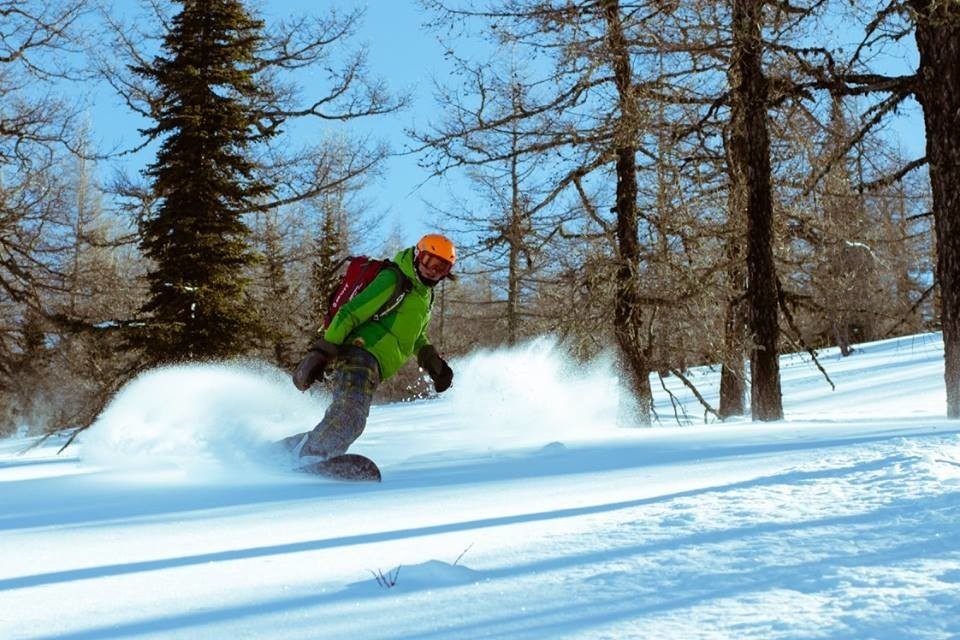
[301,346,381,459]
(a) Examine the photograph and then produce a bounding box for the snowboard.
[297,453,382,483]
[268,434,381,482]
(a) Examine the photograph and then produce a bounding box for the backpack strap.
[371,261,412,321]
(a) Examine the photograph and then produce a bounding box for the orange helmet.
[416,234,456,264]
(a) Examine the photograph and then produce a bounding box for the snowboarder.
[284,234,456,464]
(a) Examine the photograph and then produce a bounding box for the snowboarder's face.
[416,251,453,282]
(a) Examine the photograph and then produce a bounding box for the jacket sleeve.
[414,331,430,357]
[412,289,433,356]
[323,269,399,345]
[413,304,433,356]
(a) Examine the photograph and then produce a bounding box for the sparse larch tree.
[418,0,700,424]
[0,0,90,434]
[910,0,960,418]
[602,0,655,423]
[728,0,783,420]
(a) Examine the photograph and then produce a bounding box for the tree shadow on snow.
[25,489,960,640]
[385,423,960,489]
[0,463,383,534]
[1,452,942,591]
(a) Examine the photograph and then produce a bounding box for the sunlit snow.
[2,332,958,639]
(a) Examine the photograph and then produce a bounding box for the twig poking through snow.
[371,566,402,589]
[453,543,474,566]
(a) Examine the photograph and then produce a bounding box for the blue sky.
[84,0,928,247]
[270,1,460,238]
[86,0,456,242]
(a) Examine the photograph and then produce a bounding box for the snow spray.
[80,361,325,473]
[442,336,623,447]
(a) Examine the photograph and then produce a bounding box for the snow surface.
[2,332,959,639]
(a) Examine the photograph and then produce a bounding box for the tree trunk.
[912,0,960,418]
[720,132,748,419]
[832,320,854,357]
[728,0,783,421]
[603,0,653,425]
[719,289,748,418]
[507,146,522,347]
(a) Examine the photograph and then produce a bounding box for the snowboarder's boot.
[278,432,309,456]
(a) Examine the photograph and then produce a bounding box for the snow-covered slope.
[2,333,958,639]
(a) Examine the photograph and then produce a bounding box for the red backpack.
[322,256,412,329]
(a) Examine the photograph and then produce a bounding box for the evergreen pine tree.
[256,212,296,369]
[310,195,347,317]
[133,0,273,362]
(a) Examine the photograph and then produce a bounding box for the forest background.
[0,0,956,438]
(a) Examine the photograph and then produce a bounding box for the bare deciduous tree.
[910,0,960,417]
[0,0,92,434]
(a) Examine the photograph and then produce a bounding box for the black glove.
[293,339,340,391]
[418,344,453,393]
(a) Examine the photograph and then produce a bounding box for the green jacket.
[322,247,433,381]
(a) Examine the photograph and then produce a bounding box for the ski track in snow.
[1,332,959,639]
